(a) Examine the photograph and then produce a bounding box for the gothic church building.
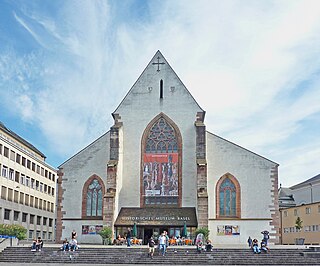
[56,51,280,245]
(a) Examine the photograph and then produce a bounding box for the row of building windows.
[0,143,56,182]
[283,225,320,233]
[1,186,55,212]
[0,164,55,197]
[3,208,54,227]
[29,230,53,240]
[283,206,320,217]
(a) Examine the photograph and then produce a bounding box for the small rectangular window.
[25,194,29,206]
[22,213,28,223]
[39,199,43,210]
[32,162,36,172]
[22,157,26,166]
[13,211,19,221]
[284,210,288,217]
[20,174,25,185]
[10,150,15,161]
[14,190,19,203]
[30,214,35,224]
[0,144,2,154]
[15,171,20,183]
[9,169,14,180]
[4,147,9,157]
[27,160,31,169]
[26,176,30,187]
[16,153,21,164]
[4,209,11,220]
[29,230,34,239]
[2,166,8,178]
[19,192,24,204]
[306,207,311,214]
[49,218,53,227]
[1,186,7,200]
[35,197,38,208]
[43,217,47,226]
[37,216,41,225]
[294,209,298,216]
[30,196,34,207]
[7,188,13,201]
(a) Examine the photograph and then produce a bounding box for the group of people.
[31,236,43,252]
[247,231,270,254]
[61,229,79,251]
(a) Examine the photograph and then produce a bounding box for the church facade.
[56,51,280,245]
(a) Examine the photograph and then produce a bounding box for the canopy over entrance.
[114,207,197,227]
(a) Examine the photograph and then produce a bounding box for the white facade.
[0,122,56,241]
[57,51,279,245]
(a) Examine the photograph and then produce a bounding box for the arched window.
[141,114,182,207]
[216,174,241,218]
[82,175,105,219]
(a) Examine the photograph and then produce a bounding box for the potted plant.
[98,226,112,245]
[294,217,305,245]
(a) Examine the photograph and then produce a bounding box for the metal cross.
[152,56,165,72]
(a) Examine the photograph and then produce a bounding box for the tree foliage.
[195,227,210,240]
[0,224,27,240]
[295,217,303,231]
[98,226,112,245]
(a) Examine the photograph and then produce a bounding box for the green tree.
[195,227,210,240]
[98,226,112,245]
[295,216,303,231]
[0,224,27,240]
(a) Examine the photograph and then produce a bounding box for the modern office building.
[0,122,57,241]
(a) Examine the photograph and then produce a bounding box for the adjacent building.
[0,122,57,241]
[57,51,280,245]
[279,174,320,245]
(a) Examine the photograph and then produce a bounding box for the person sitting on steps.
[252,238,261,254]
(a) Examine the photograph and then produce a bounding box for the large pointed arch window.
[142,116,181,207]
[82,175,105,219]
[216,174,241,218]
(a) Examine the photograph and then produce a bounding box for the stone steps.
[0,247,319,265]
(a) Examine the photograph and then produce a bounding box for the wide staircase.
[0,246,319,265]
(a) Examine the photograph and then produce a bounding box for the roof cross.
[152,56,165,72]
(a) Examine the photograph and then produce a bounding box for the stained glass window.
[143,117,179,206]
[219,178,236,216]
[145,118,178,153]
[86,179,103,217]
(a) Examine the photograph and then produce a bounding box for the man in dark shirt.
[148,236,155,258]
[126,228,132,247]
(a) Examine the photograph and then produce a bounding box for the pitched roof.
[290,173,320,189]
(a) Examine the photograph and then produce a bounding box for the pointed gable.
[113,50,204,115]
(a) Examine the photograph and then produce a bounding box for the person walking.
[158,233,166,256]
[126,228,132,247]
[247,236,252,248]
[148,236,155,258]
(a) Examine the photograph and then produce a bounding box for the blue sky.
[1,0,320,187]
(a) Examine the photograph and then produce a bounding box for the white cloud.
[1,0,320,186]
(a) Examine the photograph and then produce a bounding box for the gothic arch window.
[216,174,241,218]
[82,175,105,219]
[141,113,182,207]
